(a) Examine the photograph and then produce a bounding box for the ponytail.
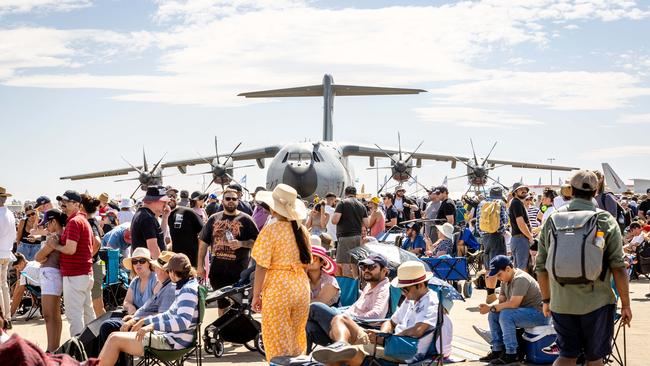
[291,220,312,264]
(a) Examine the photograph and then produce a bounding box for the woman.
[122,247,157,315]
[15,205,43,261]
[307,236,339,306]
[539,188,558,224]
[306,201,329,235]
[251,184,312,361]
[190,191,208,223]
[367,197,386,238]
[80,193,106,317]
[430,222,454,257]
[98,253,199,366]
[34,209,66,352]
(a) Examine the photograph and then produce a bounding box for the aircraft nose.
[283,163,318,198]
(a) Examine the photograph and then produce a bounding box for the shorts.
[336,236,361,264]
[552,304,615,361]
[510,235,530,270]
[39,267,63,296]
[17,242,42,261]
[142,332,173,350]
[481,233,506,269]
[209,259,248,309]
[91,261,104,299]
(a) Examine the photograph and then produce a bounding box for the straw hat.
[435,222,454,239]
[310,236,336,275]
[391,261,433,288]
[255,184,307,221]
[0,186,13,197]
[150,251,175,270]
[123,247,153,271]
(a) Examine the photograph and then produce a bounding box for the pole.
[547,158,555,185]
[376,158,380,195]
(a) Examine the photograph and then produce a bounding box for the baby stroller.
[203,283,265,357]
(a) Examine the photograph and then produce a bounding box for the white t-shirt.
[631,234,645,245]
[553,196,570,210]
[391,289,439,362]
[19,261,41,286]
[0,207,16,258]
[324,205,337,238]
[117,210,134,224]
[541,206,555,224]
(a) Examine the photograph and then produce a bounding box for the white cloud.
[414,106,544,129]
[154,0,305,24]
[617,113,650,124]
[584,146,650,159]
[0,0,90,14]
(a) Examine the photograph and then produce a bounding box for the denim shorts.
[17,242,42,261]
[552,304,615,361]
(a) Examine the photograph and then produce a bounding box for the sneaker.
[472,325,492,344]
[478,350,502,362]
[5,320,11,330]
[542,342,560,355]
[486,293,497,304]
[489,353,519,365]
[311,341,358,364]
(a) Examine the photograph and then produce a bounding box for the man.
[537,170,632,366]
[381,193,398,229]
[332,186,369,277]
[101,222,132,260]
[393,187,418,224]
[47,190,95,336]
[167,192,203,267]
[217,183,253,215]
[9,253,41,318]
[476,186,509,304]
[313,261,442,366]
[401,222,426,256]
[324,192,338,239]
[34,196,53,213]
[130,186,171,259]
[478,255,548,365]
[0,187,16,322]
[508,182,533,271]
[434,186,455,226]
[638,189,650,220]
[205,193,219,217]
[178,190,190,207]
[307,253,391,348]
[198,188,258,314]
[424,189,441,241]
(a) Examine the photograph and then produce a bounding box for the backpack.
[479,201,501,233]
[599,193,626,232]
[546,206,606,285]
[55,336,88,361]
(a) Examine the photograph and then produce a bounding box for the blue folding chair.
[335,276,360,308]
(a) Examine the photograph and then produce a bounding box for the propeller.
[116,148,167,198]
[193,137,250,192]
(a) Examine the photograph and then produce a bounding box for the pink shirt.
[345,277,390,319]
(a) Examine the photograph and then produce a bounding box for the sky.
[1,0,650,203]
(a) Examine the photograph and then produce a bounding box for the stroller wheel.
[214,338,225,358]
[204,342,213,355]
[243,340,257,352]
[462,281,473,298]
[255,331,265,357]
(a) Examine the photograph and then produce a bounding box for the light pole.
[547,158,555,185]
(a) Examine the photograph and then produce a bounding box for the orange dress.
[252,221,311,362]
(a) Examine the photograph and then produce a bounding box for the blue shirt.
[459,227,480,251]
[102,223,130,251]
[402,234,426,254]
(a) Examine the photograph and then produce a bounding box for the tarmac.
[8,277,650,365]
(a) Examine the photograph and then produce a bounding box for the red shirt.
[59,211,93,276]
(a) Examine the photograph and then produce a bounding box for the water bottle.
[594,231,605,249]
[225,230,234,242]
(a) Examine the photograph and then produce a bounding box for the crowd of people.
[0,167,644,365]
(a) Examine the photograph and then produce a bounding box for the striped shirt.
[527,206,541,228]
[144,277,199,349]
[59,211,93,276]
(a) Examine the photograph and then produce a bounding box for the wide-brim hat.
[151,251,175,270]
[119,198,133,209]
[391,261,434,288]
[310,241,336,276]
[511,182,529,193]
[0,186,12,197]
[123,247,153,271]
[255,184,307,221]
[435,222,454,239]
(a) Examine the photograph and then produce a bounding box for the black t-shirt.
[437,198,456,223]
[88,217,102,262]
[639,200,650,216]
[199,211,259,265]
[385,205,398,224]
[508,198,529,236]
[130,207,165,253]
[335,197,368,238]
[168,207,204,266]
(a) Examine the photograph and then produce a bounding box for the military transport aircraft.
[61,74,578,199]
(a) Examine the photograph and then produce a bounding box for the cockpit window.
[288,152,311,162]
[312,151,322,162]
[281,152,289,163]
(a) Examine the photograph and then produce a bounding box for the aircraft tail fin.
[602,162,627,194]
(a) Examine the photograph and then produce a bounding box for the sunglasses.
[223,196,238,202]
[359,263,378,271]
[131,258,149,265]
[26,212,36,217]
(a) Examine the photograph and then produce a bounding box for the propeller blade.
[482,141,498,166]
[186,171,213,176]
[405,140,425,163]
[142,148,149,172]
[203,180,214,195]
[129,183,142,200]
[114,177,141,183]
[373,144,398,165]
[448,174,470,180]
[398,132,402,161]
[405,172,429,192]
[150,152,167,173]
[365,166,394,170]
[231,164,255,170]
[487,175,508,189]
[223,142,242,165]
[470,138,479,165]
[452,156,473,169]
[486,164,507,171]
[377,177,393,194]
[195,150,213,166]
[121,156,143,175]
[225,173,250,193]
[214,136,220,164]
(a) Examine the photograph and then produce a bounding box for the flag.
[442,176,448,187]
[558,177,562,186]
[383,175,388,184]
[240,175,247,186]
[538,177,542,185]
[408,175,417,186]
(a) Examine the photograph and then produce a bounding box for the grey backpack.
[546,207,606,285]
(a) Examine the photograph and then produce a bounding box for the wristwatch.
[542,299,550,304]
[489,306,497,313]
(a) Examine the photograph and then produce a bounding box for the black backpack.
[55,336,88,361]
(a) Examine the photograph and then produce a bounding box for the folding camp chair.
[605,284,627,366]
[420,257,472,298]
[335,276,360,308]
[100,248,128,311]
[136,285,207,366]
[19,271,42,321]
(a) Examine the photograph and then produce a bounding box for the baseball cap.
[358,253,388,268]
[405,222,421,232]
[488,255,513,277]
[208,193,217,200]
[489,186,503,200]
[42,209,67,227]
[165,186,179,194]
[228,183,243,192]
[190,191,207,201]
[143,186,170,202]
[56,190,82,203]
[34,196,51,208]
[569,170,598,192]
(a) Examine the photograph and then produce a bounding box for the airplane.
[188,137,255,192]
[602,163,649,194]
[61,74,580,200]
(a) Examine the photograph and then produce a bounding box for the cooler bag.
[522,325,558,364]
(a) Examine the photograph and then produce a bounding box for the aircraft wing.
[340,144,578,171]
[60,145,283,181]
